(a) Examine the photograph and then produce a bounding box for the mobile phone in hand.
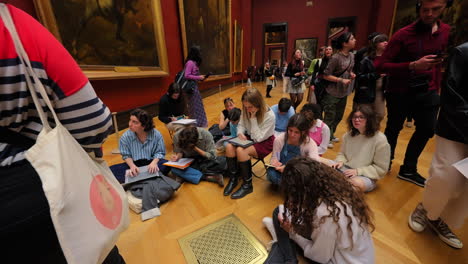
[205,72,213,79]
[434,51,448,59]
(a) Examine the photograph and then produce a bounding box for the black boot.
[266,85,272,98]
[231,160,253,199]
[223,157,238,196]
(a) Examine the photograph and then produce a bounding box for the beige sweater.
[335,131,390,180]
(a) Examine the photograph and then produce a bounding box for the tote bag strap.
[0,4,60,131]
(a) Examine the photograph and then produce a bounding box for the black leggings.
[0,160,125,264]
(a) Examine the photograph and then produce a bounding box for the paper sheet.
[452,158,468,179]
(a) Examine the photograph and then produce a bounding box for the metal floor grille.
[178,215,267,264]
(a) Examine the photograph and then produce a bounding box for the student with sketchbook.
[263,157,375,264]
[110,109,171,183]
[170,126,225,186]
[158,83,187,134]
[223,88,275,199]
[267,114,320,185]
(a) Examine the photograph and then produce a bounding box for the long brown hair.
[284,114,312,146]
[241,88,268,123]
[281,157,374,248]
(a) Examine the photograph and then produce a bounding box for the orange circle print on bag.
[89,174,123,229]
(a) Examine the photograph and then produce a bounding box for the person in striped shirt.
[0,4,124,263]
[110,109,170,182]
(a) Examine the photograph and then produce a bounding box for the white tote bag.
[0,5,129,264]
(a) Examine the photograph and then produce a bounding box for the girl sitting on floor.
[300,103,331,155]
[263,157,375,264]
[331,104,390,192]
[223,88,275,199]
[267,114,320,185]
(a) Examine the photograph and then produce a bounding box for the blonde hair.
[241,88,268,124]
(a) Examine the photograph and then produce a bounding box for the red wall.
[2,0,252,112]
[3,0,399,111]
[252,0,380,66]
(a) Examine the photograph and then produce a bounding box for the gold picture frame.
[234,20,243,73]
[178,0,232,80]
[33,0,169,80]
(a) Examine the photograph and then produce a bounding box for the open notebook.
[163,158,194,169]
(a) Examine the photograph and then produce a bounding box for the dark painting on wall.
[391,0,468,51]
[265,31,286,45]
[234,20,243,72]
[326,17,356,46]
[178,0,231,78]
[295,38,318,68]
[34,0,169,79]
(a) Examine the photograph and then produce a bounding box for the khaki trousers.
[423,135,468,229]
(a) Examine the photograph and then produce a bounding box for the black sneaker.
[398,170,426,187]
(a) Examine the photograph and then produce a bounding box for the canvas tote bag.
[0,4,129,264]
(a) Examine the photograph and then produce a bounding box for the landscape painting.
[34,0,169,78]
[178,0,231,78]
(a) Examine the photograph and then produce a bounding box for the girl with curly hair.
[263,157,375,264]
[110,109,171,182]
[331,104,390,192]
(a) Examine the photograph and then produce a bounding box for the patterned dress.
[184,60,208,127]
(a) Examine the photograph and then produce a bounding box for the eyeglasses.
[352,115,366,120]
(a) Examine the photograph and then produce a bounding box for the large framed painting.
[33,0,169,80]
[295,38,318,68]
[391,0,468,51]
[264,23,287,46]
[178,0,231,80]
[234,20,243,73]
[326,16,356,46]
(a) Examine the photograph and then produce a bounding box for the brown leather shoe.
[204,174,224,187]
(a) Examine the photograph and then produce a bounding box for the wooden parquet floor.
[103,81,468,264]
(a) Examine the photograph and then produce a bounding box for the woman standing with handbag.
[285,49,306,110]
[322,33,357,146]
[184,46,208,127]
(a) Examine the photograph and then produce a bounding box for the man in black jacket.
[408,42,468,249]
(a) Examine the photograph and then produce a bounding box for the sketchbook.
[163,158,194,169]
[228,137,254,148]
[453,158,468,179]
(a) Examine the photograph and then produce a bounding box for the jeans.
[0,160,125,264]
[266,167,281,185]
[264,207,298,264]
[171,167,203,184]
[384,92,438,171]
[322,93,348,140]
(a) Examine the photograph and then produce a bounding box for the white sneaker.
[328,143,334,148]
[262,217,277,242]
[331,137,340,142]
[408,203,427,232]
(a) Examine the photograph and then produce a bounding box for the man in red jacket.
[375,0,450,187]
